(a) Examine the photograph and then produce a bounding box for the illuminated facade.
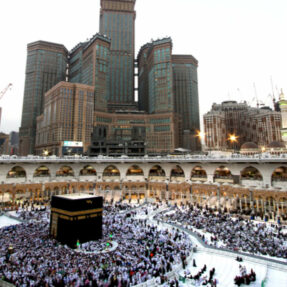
[204,111,226,150]
[204,101,282,150]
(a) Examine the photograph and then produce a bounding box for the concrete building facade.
[204,111,226,150]
[92,110,180,154]
[35,82,94,155]
[204,101,282,151]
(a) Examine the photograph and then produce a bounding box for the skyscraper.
[138,38,174,114]
[99,0,136,111]
[19,41,68,155]
[21,0,201,156]
[172,55,200,150]
[69,34,111,112]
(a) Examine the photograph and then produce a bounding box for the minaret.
[279,89,287,145]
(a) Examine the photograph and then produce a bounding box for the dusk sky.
[1,0,286,133]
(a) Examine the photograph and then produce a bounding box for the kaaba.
[50,194,103,248]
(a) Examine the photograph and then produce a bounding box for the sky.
[0,0,287,134]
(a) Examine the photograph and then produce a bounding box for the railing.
[3,212,24,223]
[0,153,287,163]
[163,220,287,269]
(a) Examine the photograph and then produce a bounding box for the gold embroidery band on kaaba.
[51,208,103,217]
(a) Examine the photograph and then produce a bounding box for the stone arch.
[191,166,207,180]
[170,165,185,182]
[80,165,97,176]
[103,165,120,177]
[240,166,263,180]
[271,166,287,182]
[56,166,74,177]
[131,185,137,191]
[214,166,233,183]
[126,165,144,176]
[148,165,166,178]
[170,165,185,177]
[214,166,232,177]
[7,166,26,178]
[33,166,50,177]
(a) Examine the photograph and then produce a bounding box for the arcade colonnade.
[0,161,286,218]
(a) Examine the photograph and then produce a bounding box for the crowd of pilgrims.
[183,262,217,286]
[234,265,256,286]
[155,204,287,259]
[0,202,192,287]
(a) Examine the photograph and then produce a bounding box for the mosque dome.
[241,142,258,150]
[267,141,286,149]
[240,142,260,155]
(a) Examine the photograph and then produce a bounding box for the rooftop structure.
[55,193,96,200]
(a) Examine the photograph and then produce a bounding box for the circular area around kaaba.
[0,203,192,287]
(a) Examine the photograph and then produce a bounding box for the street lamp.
[196,130,205,139]
[196,130,205,147]
[228,133,238,153]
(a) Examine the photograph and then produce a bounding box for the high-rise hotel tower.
[100,0,136,111]
[19,0,201,156]
[19,41,68,155]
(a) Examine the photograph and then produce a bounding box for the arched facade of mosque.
[0,159,287,221]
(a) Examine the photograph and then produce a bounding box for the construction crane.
[0,83,12,100]
[0,83,13,127]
